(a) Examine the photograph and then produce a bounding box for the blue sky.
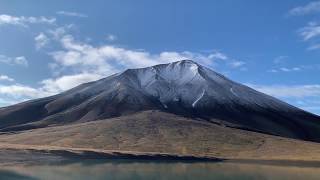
[0,0,320,115]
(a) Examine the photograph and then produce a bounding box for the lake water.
[1,160,320,180]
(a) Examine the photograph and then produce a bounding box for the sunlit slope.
[1,111,320,160]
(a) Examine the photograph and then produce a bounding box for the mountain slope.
[1,111,320,161]
[0,60,319,142]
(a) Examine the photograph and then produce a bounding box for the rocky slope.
[0,60,319,142]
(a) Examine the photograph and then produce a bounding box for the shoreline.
[0,144,222,166]
[0,144,320,167]
[225,159,320,168]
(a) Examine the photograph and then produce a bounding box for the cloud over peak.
[50,34,229,78]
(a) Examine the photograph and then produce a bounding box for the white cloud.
[229,61,246,68]
[208,51,228,60]
[299,22,320,41]
[247,84,320,98]
[0,14,56,27]
[56,11,88,18]
[280,67,301,72]
[0,55,28,67]
[0,84,45,99]
[269,67,301,73]
[0,75,14,82]
[248,83,320,114]
[289,1,320,16]
[49,34,228,78]
[13,56,28,67]
[279,67,290,72]
[35,32,49,49]
[48,24,74,40]
[0,74,103,105]
[40,73,103,93]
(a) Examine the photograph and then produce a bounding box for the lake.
[1,160,320,180]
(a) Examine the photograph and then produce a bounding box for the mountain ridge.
[0,60,319,143]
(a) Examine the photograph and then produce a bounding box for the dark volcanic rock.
[0,60,319,142]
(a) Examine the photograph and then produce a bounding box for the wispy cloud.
[299,22,320,41]
[56,11,88,18]
[0,55,28,67]
[0,14,55,27]
[247,84,320,98]
[269,67,301,73]
[290,2,320,51]
[289,1,320,16]
[0,75,14,82]
[35,32,50,50]
[208,51,228,60]
[228,61,246,68]
[48,24,74,39]
[307,43,320,50]
[281,67,301,72]
[296,21,320,51]
[273,56,288,64]
[249,83,320,114]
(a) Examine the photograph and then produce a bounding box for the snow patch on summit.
[157,60,203,84]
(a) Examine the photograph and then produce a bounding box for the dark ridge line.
[44,150,224,162]
[6,148,224,162]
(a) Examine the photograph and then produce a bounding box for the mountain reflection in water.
[1,160,320,180]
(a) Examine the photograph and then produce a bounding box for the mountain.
[0,60,320,143]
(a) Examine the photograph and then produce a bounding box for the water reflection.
[2,160,320,180]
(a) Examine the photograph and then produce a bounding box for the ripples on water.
[2,160,320,180]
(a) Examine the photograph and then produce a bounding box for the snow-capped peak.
[119,60,210,106]
[115,60,297,111]
[1,59,319,143]
[127,60,206,87]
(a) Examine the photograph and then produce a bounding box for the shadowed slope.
[0,60,319,142]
